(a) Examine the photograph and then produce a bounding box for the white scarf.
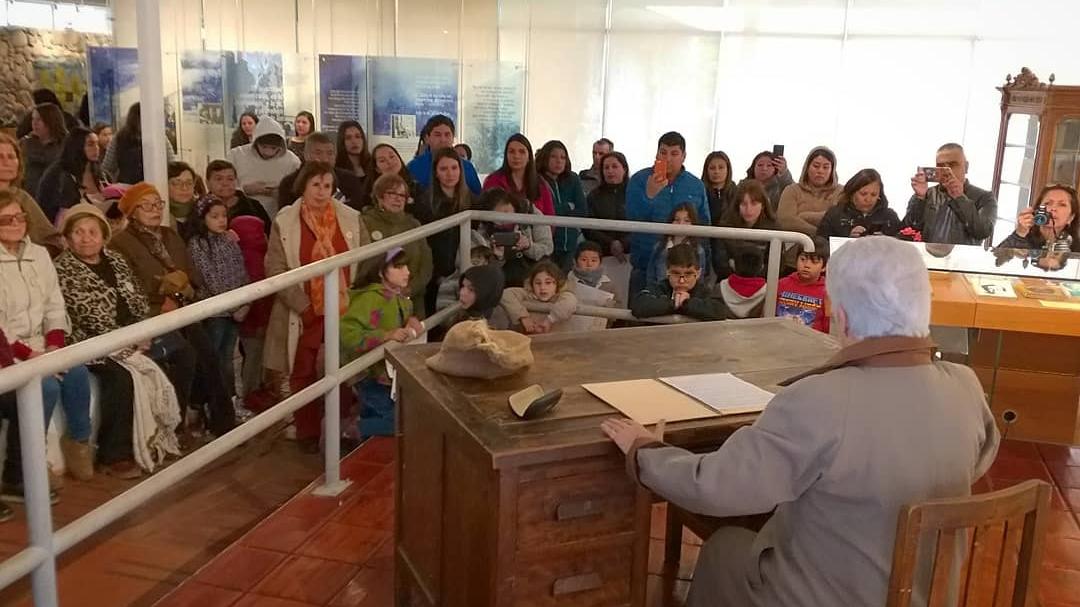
[115,352,182,471]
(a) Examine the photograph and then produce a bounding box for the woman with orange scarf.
[264,161,370,452]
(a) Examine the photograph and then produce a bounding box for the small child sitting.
[341,247,424,438]
[500,261,578,334]
[645,203,709,287]
[718,246,767,319]
[776,238,830,333]
[632,242,727,321]
[456,264,507,328]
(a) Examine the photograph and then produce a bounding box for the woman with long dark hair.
[415,148,472,316]
[365,143,419,211]
[102,102,177,184]
[585,151,630,260]
[229,111,259,150]
[703,151,738,222]
[288,111,316,158]
[714,179,779,278]
[818,168,899,239]
[19,103,67,196]
[482,134,554,216]
[335,120,371,179]
[537,140,586,269]
[738,150,793,213]
[998,184,1080,252]
[36,127,107,223]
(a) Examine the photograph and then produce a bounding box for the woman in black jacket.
[36,127,107,223]
[414,148,472,316]
[584,151,630,260]
[996,184,1080,252]
[19,102,68,196]
[714,179,779,279]
[817,168,899,240]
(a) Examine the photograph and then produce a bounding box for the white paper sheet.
[966,275,1017,298]
[658,373,775,416]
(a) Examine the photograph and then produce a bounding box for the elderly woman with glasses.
[108,183,236,438]
[360,173,433,315]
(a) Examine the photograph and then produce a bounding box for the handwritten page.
[658,373,775,416]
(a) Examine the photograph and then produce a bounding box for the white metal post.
[16,378,57,607]
[136,0,169,220]
[314,268,350,496]
[458,218,472,275]
[764,238,782,317]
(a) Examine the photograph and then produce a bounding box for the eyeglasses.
[169,178,195,188]
[384,191,409,201]
[667,270,699,282]
[0,213,27,227]
[138,200,165,212]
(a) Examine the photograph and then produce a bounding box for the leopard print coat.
[54,249,150,345]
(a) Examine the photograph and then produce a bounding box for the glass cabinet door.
[998,113,1040,229]
[1051,117,1080,186]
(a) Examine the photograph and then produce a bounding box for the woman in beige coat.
[263,161,370,451]
[777,146,842,237]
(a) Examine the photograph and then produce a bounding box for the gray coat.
[629,336,1000,607]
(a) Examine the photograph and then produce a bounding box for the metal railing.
[0,210,811,605]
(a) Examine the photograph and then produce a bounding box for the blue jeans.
[42,363,92,442]
[204,316,239,399]
[356,378,395,439]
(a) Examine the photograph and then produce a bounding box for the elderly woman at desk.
[996,184,1080,253]
[602,236,1000,607]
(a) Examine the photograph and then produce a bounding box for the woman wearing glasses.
[360,173,433,316]
[165,161,206,236]
[109,183,236,439]
[0,189,92,489]
[713,179,779,279]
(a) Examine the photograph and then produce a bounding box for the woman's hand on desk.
[601,417,664,454]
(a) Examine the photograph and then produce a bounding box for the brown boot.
[60,436,94,481]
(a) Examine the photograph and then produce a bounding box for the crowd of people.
[0,88,1078,529]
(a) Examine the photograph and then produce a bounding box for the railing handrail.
[0,210,810,393]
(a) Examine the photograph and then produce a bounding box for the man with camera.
[903,143,997,245]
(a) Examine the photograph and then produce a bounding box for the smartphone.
[772,144,785,158]
[653,159,668,182]
[920,167,941,182]
[491,231,519,248]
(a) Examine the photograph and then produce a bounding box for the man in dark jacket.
[579,138,613,197]
[903,143,997,245]
[631,243,728,321]
[277,132,365,210]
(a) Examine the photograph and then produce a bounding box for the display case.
[992,67,1080,222]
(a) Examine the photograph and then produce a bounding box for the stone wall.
[0,28,113,127]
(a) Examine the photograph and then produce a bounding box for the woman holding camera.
[996,184,1080,252]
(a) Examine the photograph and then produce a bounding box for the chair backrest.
[886,479,1051,607]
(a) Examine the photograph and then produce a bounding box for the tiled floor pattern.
[154,438,1080,607]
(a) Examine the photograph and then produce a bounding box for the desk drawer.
[517,464,636,550]
[513,543,633,607]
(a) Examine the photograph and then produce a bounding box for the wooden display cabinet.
[990,67,1080,223]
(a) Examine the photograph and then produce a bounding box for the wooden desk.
[387,319,838,607]
[929,272,1080,444]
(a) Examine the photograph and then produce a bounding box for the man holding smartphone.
[626,131,709,295]
[903,143,996,245]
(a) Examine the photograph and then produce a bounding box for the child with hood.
[718,245,767,319]
[456,265,507,326]
[226,116,301,217]
[499,261,578,334]
[340,247,424,438]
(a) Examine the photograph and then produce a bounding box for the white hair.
[826,236,930,339]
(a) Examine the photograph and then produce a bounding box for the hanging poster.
[33,58,87,117]
[180,51,225,125]
[462,62,525,174]
[225,51,285,128]
[87,46,138,127]
[318,54,369,133]
[370,57,458,158]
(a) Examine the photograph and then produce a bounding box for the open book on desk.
[582,373,774,425]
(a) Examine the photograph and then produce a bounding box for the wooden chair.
[886,479,1052,607]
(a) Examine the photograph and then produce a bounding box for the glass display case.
[993,67,1080,224]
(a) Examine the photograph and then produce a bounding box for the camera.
[1032,204,1050,227]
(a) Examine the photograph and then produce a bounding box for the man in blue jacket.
[407,115,483,195]
[626,131,709,295]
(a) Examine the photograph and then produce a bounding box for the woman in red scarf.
[264,162,370,452]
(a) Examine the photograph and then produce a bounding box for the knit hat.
[118,182,161,217]
[460,265,505,318]
[425,320,533,379]
[59,202,111,241]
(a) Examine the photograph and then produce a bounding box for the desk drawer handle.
[556,498,600,521]
[552,572,602,596]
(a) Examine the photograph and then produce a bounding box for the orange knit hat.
[117,182,161,217]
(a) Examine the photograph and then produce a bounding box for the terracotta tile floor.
[5,436,1080,606]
